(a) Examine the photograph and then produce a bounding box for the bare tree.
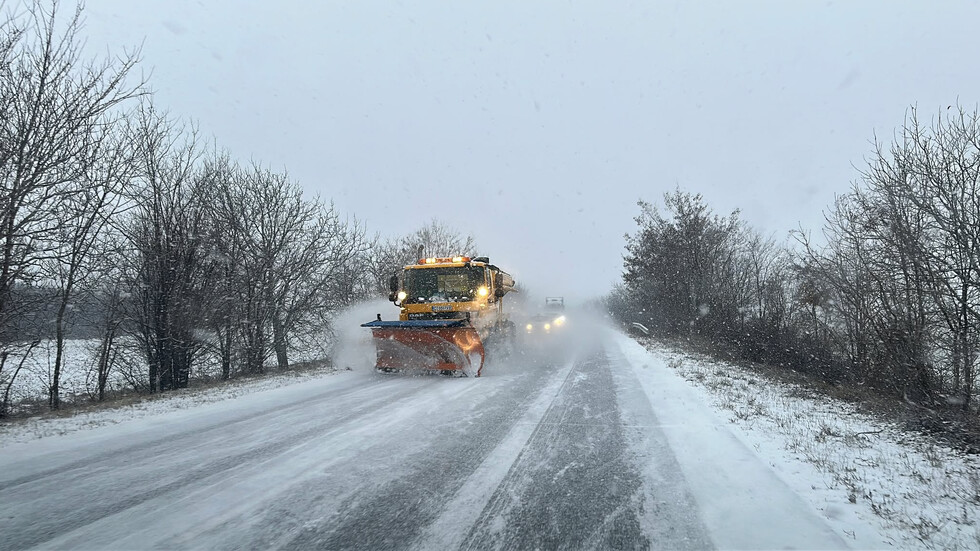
[0,0,142,407]
[196,152,239,379]
[744,231,790,330]
[42,124,134,408]
[800,187,933,396]
[796,105,980,407]
[889,106,980,408]
[210,163,368,372]
[0,340,39,417]
[126,102,211,392]
[80,225,133,401]
[364,238,401,298]
[209,164,292,374]
[796,200,877,380]
[269,200,368,368]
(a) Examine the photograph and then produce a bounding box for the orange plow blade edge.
[361,319,486,376]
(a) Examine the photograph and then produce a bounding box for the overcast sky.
[82,1,979,303]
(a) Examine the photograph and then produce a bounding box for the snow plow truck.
[362,256,516,377]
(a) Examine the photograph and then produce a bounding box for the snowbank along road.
[0,324,852,550]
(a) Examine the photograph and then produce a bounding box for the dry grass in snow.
[643,338,980,550]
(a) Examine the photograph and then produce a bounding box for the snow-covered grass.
[633,334,980,550]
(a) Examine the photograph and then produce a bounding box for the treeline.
[0,1,480,416]
[610,106,980,415]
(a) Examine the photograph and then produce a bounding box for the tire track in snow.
[410,352,580,550]
[459,345,651,550]
[279,353,574,551]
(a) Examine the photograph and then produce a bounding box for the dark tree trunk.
[219,319,232,380]
[96,325,116,401]
[273,311,288,369]
[50,297,68,409]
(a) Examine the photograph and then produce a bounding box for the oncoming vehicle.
[545,296,565,311]
[523,296,569,340]
[524,312,567,335]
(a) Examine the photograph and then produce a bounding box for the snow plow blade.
[361,320,486,376]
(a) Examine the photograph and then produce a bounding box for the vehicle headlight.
[526,323,533,332]
[554,316,565,326]
[477,286,489,297]
[544,323,551,331]
[397,291,407,302]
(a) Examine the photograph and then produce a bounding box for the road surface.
[0,326,847,550]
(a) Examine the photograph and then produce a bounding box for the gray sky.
[83,1,979,302]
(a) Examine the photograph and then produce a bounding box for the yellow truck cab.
[392,256,514,326]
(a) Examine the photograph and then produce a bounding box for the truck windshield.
[403,266,486,303]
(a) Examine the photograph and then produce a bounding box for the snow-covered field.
[619,334,980,550]
[0,300,387,445]
[2,321,977,549]
[0,321,345,414]
[0,338,123,408]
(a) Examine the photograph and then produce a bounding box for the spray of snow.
[328,299,400,372]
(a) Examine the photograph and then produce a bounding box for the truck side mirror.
[388,274,399,302]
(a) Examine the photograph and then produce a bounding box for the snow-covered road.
[0,328,852,550]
